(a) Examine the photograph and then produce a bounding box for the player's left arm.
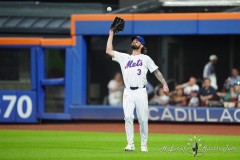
[153,69,169,94]
[106,30,115,58]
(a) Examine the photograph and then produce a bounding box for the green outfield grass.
[0,129,239,160]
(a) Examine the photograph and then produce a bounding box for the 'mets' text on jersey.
[113,51,158,87]
[125,59,143,69]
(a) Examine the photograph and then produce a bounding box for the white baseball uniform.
[113,51,158,146]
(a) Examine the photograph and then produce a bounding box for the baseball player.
[106,30,169,152]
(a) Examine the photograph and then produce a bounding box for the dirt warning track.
[0,123,239,136]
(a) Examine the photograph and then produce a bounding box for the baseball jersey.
[113,51,158,88]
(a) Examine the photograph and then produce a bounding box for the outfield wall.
[72,13,240,35]
[70,106,240,123]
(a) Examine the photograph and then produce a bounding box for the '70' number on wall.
[1,95,32,119]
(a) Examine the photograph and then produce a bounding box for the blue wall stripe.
[65,47,73,112]
[71,36,87,105]
[75,20,240,35]
[199,20,240,34]
[134,20,198,35]
[31,48,37,90]
[75,21,133,35]
[36,47,45,114]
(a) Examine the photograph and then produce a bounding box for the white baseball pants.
[123,87,148,145]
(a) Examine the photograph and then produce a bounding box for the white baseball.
[107,7,112,12]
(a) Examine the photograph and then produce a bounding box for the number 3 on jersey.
[137,69,141,75]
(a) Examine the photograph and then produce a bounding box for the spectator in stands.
[219,81,240,107]
[203,54,218,90]
[234,81,240,107]
[108,72,124,106]
[230,81,240,101]
[176,76,199,107]
[199,78,218,106]
[149,86,170,106]
[169,88,187,106]
[223,68,240,90]
[217,87,235,102]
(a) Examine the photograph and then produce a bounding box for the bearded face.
[131,44,140,50]
[131,39,142,50]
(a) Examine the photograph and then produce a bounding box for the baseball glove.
[110,17,125,34]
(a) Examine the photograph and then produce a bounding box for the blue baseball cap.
[132,36,145,45]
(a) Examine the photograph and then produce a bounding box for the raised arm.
[106,30,115,57]
[153,69,169,94]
